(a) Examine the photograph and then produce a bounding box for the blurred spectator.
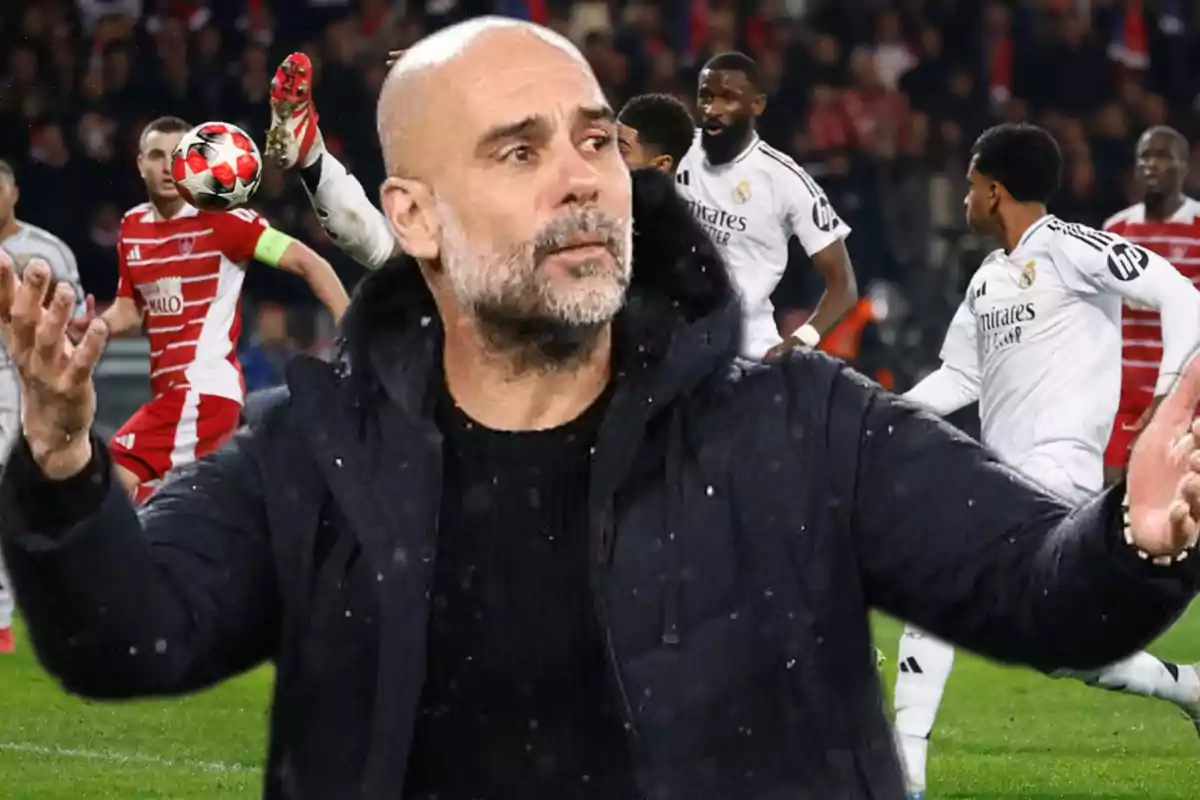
[239,303,297,392]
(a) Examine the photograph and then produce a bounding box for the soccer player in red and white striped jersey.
[1103,126,1200,481]
[96,116,350,503]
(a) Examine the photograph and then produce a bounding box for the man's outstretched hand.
[0,253,108,479]
[1127,353,1200,560]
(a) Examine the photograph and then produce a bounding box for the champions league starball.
[170,122,263,211]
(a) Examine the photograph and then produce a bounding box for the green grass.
[1,607,1198,797]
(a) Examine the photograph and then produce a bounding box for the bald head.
[377,16,589,178]
[375,16,633,368]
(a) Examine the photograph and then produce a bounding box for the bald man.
[5,17,1200,800]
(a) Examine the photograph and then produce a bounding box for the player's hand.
[0,255,108,479]
[67,293,97,344]
[1126,353,1200,559]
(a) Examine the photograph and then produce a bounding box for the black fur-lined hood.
[322,167,743,421]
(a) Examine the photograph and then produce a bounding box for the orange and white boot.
[267,52,324,170]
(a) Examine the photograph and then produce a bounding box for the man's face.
[1137,131,1187,200]
[697,68,760,165]
[617,123,672,173]
[138,129,185,203]
[412,35,633,336]
[964,156,1000,235]
[0,175,17,229]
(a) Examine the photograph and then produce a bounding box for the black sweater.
[403,387,638,799]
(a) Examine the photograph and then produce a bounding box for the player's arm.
[0,428,279,698]
[807,359,1199,672]
[99,237,143,337]
[298,152,400,270]
[1065,235,1200,399]
[253,227,350,322]
[902,296,980,416]
[805,241,858,336]
[779,172,858,341]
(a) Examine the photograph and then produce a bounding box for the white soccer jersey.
[907,215,1200,502]
[675,133,850,357]
[0,221,84,372]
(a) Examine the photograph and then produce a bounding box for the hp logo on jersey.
[811,196,837,232]
[1106,242,1150,282]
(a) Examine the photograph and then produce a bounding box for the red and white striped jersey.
[1104,198,1200,413]
[117,202,269,404]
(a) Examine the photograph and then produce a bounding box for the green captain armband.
[254,227,295,267]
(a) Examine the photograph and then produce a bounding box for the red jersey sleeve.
[116,221,135,300]
[211,208,270,265]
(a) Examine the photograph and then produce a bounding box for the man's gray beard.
[438,199,632,372]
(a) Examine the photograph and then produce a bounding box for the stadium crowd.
[3,0,1200,383]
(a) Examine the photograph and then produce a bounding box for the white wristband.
[794,323,820,349]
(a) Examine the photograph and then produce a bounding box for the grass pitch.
[1,608,1197,798]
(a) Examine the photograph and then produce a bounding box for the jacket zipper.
[593,511,640,738]
[604,624,639,739]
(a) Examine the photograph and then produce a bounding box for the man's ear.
[380,177,439,261]
[650,154,674,174]
[752,92,767,118]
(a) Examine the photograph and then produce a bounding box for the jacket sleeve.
[0,430,279,699]
[818,363,1199,672]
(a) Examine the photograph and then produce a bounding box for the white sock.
[302,151,397,271]
[893,626,956,793]
[1073,651,1200,707]
[0,550,13,629]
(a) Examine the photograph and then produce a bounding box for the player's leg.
[266,52,397,270]
[893,624,956,799]
[1065,654,1200,733]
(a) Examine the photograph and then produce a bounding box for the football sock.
[299,151,396,270]
[0,552,13,629]
[1075,651,1200,706]
[893,626,956,793]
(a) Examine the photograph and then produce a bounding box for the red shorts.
[109,389,242,482]
[1104,410,1141,469]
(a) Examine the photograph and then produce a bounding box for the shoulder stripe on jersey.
[1046,219,1113,252]
[757,145,821,197]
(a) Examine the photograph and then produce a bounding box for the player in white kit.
[0,160,91,653]
[894,123,1200,799]
[675,51,858,359]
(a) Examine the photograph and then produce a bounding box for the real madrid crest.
[732,180,751,204]
[1018,259,1036,289]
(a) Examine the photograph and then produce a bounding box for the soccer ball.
[171,122,263,211]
